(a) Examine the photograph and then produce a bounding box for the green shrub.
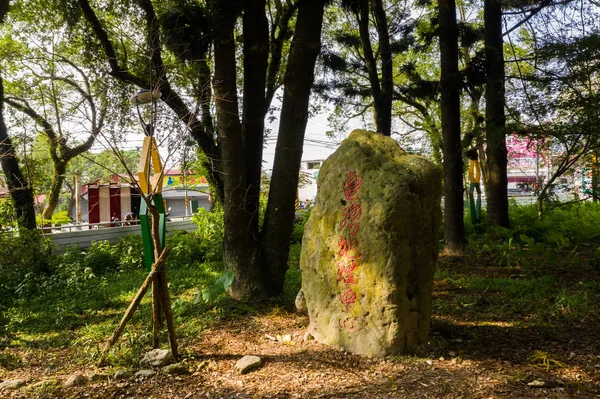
[113,235,144,271]
[51,211,72,226]
[290,209,310,244]
[166,230,207,269]
[0,198,16,230]
[191,207,224,262]
[83,241,121,275]
[0,230,51,304]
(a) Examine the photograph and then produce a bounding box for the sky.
[262,112,344,171]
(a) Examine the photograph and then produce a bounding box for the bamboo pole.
[159,268,178,358]
[97,247,171,367]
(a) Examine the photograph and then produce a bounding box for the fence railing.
[43,218,197,252]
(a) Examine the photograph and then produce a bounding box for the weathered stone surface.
[300,129,442,356]
[162,362,190,375]
[0,379,25,390]
[140,349,171,367]
[113,370,133,380]
[295,289,307,314]
[64,374,87,387]
[135,369,156,378]
[235,355,263,374]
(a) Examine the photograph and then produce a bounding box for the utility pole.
[75,174,82,223]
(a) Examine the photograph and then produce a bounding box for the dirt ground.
[1,255,599,398]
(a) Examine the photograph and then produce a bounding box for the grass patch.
[435,267,599,325]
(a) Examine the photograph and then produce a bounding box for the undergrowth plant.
[465,202,600,268]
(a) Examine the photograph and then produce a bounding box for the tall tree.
[261,0,327,295]
[4,56,106,220]
[0,0,35,229]
[316,0,410,136]
[484,0,509,228]
[0,78,35,229]
[438,0,465,253]
[69,0,324,299]
[504,0,600,216]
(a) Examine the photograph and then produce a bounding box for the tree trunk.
[41,161,67,221]
[209,0,263,299]
[0,77,36,230]
[261,0,326,295]
[592,153,599,202]
[484,0,510,228]
[439,0,466,254]
[371,0,393,137]
[242,0,269,239]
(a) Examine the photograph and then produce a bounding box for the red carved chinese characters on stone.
[337,259,357,284]
[337,170,363,331]
[338,317,359,332]
[338,236,361,259]
[339,286,357,312]
[344,170,362,201]
[340,202,362,236]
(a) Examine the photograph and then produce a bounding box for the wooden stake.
[98,247,171,367]
[159,268,178,358]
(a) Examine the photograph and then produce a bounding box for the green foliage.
[0,198,16,230]
[36,211,72,227]
[1,226,230,366]
[466,202,600,268]
[194,271,234,304]
[166,231,207,269]
[52,211,71,226]
[0,230,51,305]
[435,268,598,325]
[290,208,311,244]
[282,242,303,302]
[191,207,224,262]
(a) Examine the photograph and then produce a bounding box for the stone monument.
[300,129,442,356]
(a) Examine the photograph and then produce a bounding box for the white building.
[298,159,324,205]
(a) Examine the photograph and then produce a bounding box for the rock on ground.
[0,379,25,390]
[300,129,442,357]
[162,362,190,375]
[235,355,263,374]
[135,369,157,378]
[113,370,133,380]
[295,290,307,314]
[64,374,87,387]
[140,349,172,367]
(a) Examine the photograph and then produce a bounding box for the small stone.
[235,355,263,374]
[425,360,433,365]
[134,369,156,378]
[89,373,108,382]
[449,351,456,357]
[0,379,25,390]
[162,363,190,375]
[64,374,87,387]
[528,379,545,387]
[569,352,576,360]
[140,349,172,367]
[295,290,307,314]
[113,370,133,380]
